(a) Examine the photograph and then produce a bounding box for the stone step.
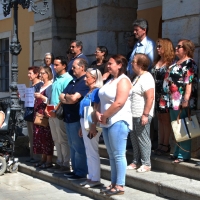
[100,157,200,200]
[99,144,200,181]
[18,157,168,200]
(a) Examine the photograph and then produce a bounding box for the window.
[0,38,9,92]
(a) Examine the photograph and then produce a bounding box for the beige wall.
[137,6,162,42]
[0,7,34,87]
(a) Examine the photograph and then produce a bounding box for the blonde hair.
[87,68,103,88]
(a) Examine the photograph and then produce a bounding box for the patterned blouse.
[163,58,198,110]
[151,65,168,113]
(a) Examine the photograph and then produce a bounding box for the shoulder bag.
[34,112,49,127]
[55,102,64,120]
[171,109,200,142]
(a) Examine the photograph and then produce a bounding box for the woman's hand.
[35,92,41,99]
[141,115,148,126]
[89,124,98,137]
[182,100,189,108]
[96,111,102,122]
[100,114,107,125]
[78,128,83,137]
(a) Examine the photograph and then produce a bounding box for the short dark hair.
[71,40,83,51]
[76,58,88,71]
[110,54,127,77]
[54,56,67,66]
[28,66,40,78]
[134,53,150,71]
[133,18,149,34]
[97,46,108,62]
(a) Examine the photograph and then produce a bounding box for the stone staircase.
[17,144,200,200]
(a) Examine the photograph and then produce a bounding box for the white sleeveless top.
[98,74,132,130]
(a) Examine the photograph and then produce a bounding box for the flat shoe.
[39,163,53,169]
[136,165,151,173]
[105,187,124,196]
[127,163,137,170]
[84,181,101,188]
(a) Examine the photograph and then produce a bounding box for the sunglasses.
[176,45,183,49]
[92,68,98,79]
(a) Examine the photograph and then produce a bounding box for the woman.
[44,52,56,80]
[25,66,43,163]
[128,53,155,172]
[90,46,111,82]
[151,38,175,155]
[33,66,54,169]
[79,68,103,188]
[163,39,198,163]
[96,55,132,196]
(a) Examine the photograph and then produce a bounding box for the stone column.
[33,0,76,66]
[162,0,200,157]
[76,0,137,63]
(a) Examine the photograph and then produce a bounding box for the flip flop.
[105,187,124,196]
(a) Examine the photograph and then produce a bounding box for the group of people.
[23,18,198,196]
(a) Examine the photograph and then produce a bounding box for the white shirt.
[130,72,155,117]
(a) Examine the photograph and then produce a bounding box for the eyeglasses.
[176,45,183,49]
[157,45,162,49]
[92,68,98,79]
[40,72,46,75]
[95,50,101,53]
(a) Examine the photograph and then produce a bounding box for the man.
[60,58,89,180]
[46,56,73,173]
[127,18,156,79]
[67,40,89,77]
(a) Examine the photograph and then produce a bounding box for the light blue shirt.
[50,72,73,106]
[127,36,156,79]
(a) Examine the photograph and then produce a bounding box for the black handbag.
[55,102,64,120]
[24,107,34,122]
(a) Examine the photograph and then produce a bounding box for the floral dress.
[163,59,198,111]
[151,65,168,113]
[33,85,54,155]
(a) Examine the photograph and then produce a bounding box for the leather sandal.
[105,187,124,196]
[100,185,113,193]
[39,163,53,169]
[156,144,171,156]
[173,158,189,163]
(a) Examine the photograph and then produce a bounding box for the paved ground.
[0,172,93,200]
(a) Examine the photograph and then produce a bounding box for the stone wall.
[76,0,137,63]
[33,0,76,66]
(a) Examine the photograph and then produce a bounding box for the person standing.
[151,38,175,155]
[59,58,89,180]
[67,40,89,77]
[25,66,43,163]
[46,56,73,173]
[127,19,156,80]
[96,55,132,196]
[163,39,198,163]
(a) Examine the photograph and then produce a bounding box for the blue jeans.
[102,121,129,186]
[65,121,88,177]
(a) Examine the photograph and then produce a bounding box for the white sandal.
[127,163,137,169]
[136,165,151,173]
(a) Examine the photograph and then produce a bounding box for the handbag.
[34,112,49,127]
[84,97,102,132]
[171,109,200,142]
[55,102,64,120]
[24,107,34,122]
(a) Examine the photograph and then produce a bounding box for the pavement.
[0,172,92,200]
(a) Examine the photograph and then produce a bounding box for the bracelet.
[142,113,149,117]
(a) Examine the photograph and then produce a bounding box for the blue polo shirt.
[63,75,89,123]
[50,72,73,106]
[67,53,89,77]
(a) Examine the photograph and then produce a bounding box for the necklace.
[132,71,146,87]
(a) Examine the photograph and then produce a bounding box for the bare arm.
[141,88,154,126]
[59,92,80,104]
[101,78,132,124]
[182,83,192,108]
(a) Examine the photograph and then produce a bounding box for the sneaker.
[47,164,61,172]
[64,172,75,177]
[54,166,70,174]
[67,175,86,181]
